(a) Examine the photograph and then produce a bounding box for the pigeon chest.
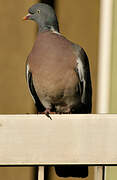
[28,32,80,109]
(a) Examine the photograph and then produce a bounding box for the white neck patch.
[50,26,60,35]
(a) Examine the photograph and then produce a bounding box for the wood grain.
[38,166,44,180]
[0,114,117,165]
[94,166,104,180]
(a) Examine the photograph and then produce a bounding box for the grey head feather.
[28,3,59,32]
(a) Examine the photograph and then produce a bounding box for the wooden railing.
[0,114,117,180]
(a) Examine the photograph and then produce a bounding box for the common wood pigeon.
[23,3,92,178]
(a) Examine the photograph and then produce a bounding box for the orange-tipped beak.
[22,13,31,20]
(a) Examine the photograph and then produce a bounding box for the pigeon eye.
[37,9,40,14]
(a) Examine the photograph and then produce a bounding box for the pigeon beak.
[22,13,31,20]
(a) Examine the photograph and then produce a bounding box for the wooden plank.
[38,166,44,180]
[94,166,104,180]
[0,114,117,165]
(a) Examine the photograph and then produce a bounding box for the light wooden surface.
[97,0,113,113]
[0,114,117,165]
[94,166,104,180]
[38,166,44,180]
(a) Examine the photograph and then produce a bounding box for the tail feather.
[55,165,88,178]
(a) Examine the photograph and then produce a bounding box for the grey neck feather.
[38,25,59,33]
[37,19,59,33]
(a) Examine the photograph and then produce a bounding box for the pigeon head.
[23,3,59,32]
